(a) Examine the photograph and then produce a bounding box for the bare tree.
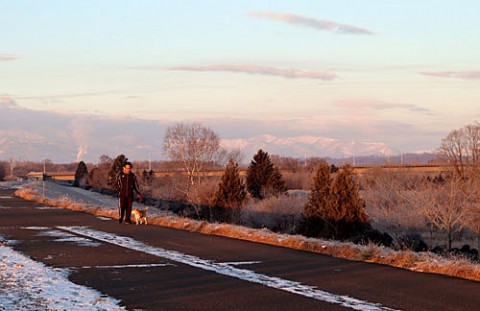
[440,128,466,177]
[414,177,474,250]
[224,147,245,165]
[439,121,480,177]
[465,122,480,165]
[362,168,429,243]
[163,122,224,186]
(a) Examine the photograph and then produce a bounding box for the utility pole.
[352,141,356,166]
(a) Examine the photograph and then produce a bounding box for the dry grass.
[240,195,305,233]
[14,186,480,282]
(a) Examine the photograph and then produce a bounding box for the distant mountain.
[221,134,397,160]
[1,127,434,164]
[0,106,432,165]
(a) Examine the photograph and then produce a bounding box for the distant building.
[26,171,75,182]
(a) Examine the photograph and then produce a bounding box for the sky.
[1,1,480,162]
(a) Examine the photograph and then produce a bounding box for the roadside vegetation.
[8,121,480,281]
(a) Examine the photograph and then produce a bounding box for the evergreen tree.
[302,163,369,240]
[328,165,370,239]
[73,161,88,187]
[301,161,332,237]
[246,149,287,199]
[304,161,331,219]
[0,161,7,181]
[215,159,247,209]
[108,154,127,186]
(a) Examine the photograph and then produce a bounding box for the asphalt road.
[1,187,480,311]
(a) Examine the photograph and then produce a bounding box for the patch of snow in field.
[0,240,125,311]
[35,229,102,247]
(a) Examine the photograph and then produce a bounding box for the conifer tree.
[302,163,369,239]
[73,161,88,187]
[246,149,287,199]
[328,165,370,239]
[304,161,331,219]
[108,154,127,186]
[301,161,332,237]
[0,161,7,181]
[215,159,246,208]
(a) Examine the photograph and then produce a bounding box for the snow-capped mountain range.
[222,134,395,160]
[0,129,397,164]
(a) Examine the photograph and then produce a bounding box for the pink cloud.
[170,64,336,80]
[123,95,142,100]
[0,54,17,61]
[420,71,480,80]
[249,11,374,35]
[335,99,432,114]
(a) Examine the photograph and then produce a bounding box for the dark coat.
[115,171,140,198]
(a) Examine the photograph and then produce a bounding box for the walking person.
[115,161,142,224]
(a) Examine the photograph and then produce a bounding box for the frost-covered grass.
[14,181,480,282]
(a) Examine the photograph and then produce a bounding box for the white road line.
[59,226,401,311]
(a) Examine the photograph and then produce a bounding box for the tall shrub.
[0,161,7,181]
[301,161,331,237]
[215,159,247,209]
[302,163,370,240]
[246,149,287,200]
[108,154,127,186]
[329,165,370,239]
[73,161,88,187]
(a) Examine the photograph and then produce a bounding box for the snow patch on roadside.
[96,216,112,221]
[36,229,102,247]
[0,239,125,310]
[35,206,61,210]
[22,226,50,230]
[80,263,175,269]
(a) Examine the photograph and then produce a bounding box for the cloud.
[170,64,336,80]
[0,54,17,61]
[0,95,18,108]
[335,99,433,114]
[420,71,480,80]
[249,11,374,35]
[123,95,142,100]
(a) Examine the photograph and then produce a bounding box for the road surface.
[1,187,479,311]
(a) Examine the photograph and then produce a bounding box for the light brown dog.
[131,207,149,225]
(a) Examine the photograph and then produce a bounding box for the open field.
[25,164,452,182]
